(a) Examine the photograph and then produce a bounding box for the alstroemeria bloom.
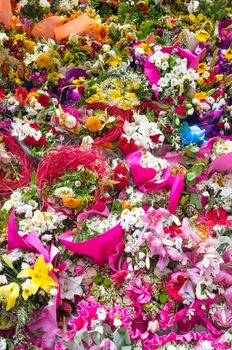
[0,282,20,311]
[18,254,58,295]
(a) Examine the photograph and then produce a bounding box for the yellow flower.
[194,91,207,99]
[0,283,20,311]
[18,255,58,294]
[224,48,232,61]
[22,279,39,300]
[197,62,207,73]
[47,72,61,84]
[0,315,12,330]
[25,40,35,53]
[73,77,87,88]
[36,53,51,68]
[195,30,210,43]
[197,77,204,85]
[189,14,196,22]
[28,91,39,100]
[13,34,26,45]
[138,43,152,55]
[62,197,83,209]
[86,116,103,132]
[8,70,21,85]
[215,74,223,81]
[197,13,204,21]
[106,55,122,67]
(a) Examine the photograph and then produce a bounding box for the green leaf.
[64,342,75,350]
[186,172,196,182]
[113,328,131,347]
[74,331,84,344]
[190,194,202,210]
[159,293,169,304]
[31,171,36,185]
[191,165,203,176]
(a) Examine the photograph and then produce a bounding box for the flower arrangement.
[0,129,32,197]
[0,0,232,349]
[36,146,110,215]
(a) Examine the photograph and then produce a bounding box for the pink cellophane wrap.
[7,210,59,263]
[58,223,124,267]
[144,46,199,96]
[197,136,232,179]
[0,0,12,29]
[126,151,184,213]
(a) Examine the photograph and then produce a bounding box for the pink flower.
[213,306,232,328]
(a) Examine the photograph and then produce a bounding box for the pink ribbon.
[77,202,109,221]
[126,151,184,213]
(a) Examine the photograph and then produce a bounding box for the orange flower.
[36,53,51,68]
[98,25,109,42]
[122,201,132,209]
[62,197,82,209]
[85,116,103,132]
[194,91,207,99]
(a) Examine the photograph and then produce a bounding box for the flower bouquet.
[144,46,199,99]
[126,150,184,213]
[0,128,33,197]
[36,146,110,216]
[58,202,124,266]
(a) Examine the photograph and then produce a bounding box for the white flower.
[54,187,74,198]
[50,287,58,296]
[0,337,7,350]
[0,275,8,285]
[96,308,107,321]
[42,234,53,242]
[113,315,122,327]
[60,271,83,300]
[11,118,42,141]
[39,0,50,7]
[0,33,9,45]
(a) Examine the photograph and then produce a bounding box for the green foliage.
[198,0,231,20]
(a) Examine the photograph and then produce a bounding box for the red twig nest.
[36,145,110,215]
[85,102,132,146]
[0,129,33,197]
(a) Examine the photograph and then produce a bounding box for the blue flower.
[179,122,206,146]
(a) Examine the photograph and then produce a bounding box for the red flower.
[164,224,182,238]
[118,137,138,155]
[111,270,128,289]
[15,86,28,105]
[113,164,130,189]
[0,87,5,100]
[37,94,50,107]
[24,123,47,147]
[199,208,232,229]
[203,71,216,86]
[78,86,85,94]
[24,135,47,147]
[175,106,186,117]
[166,275,186,302]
